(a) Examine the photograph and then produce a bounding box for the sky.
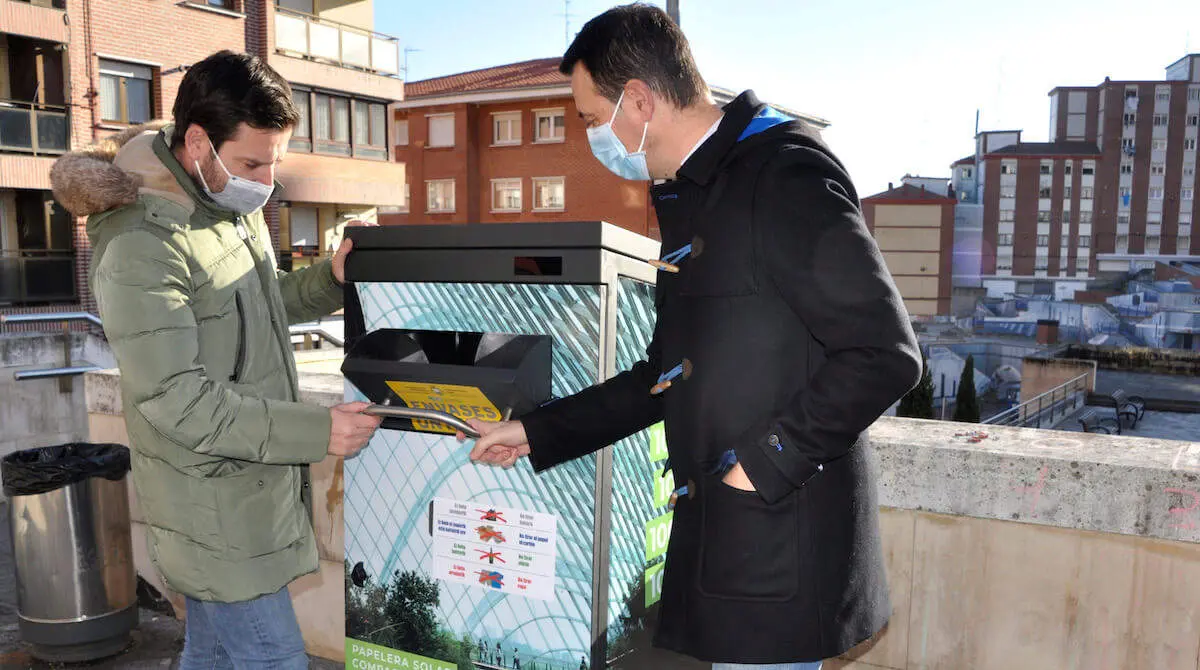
[375,0,1200,197]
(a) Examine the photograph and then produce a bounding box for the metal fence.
[981,372,1091,429]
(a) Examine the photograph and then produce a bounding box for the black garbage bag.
[2,443,130,497]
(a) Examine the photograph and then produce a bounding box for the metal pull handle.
[363,405,482,439]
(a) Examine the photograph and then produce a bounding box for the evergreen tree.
[953,354,981,423]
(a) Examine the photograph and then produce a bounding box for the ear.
[182,123,211,165]
[623,79,657,123]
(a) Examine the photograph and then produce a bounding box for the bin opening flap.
[342,329,553,435]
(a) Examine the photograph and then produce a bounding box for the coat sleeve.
[275,260,344,325]
[519,298,666,472]
[736,151,922,503]
[93,225,332,465]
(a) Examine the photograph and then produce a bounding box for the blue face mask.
[586,90,650,181]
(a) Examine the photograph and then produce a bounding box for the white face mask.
[586,90,651,181]
[195,140,274,214]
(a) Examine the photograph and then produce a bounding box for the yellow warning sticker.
[384,381,502,433]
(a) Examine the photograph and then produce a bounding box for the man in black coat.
[465,4,921,668]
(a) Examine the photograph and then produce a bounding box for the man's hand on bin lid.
[459,420,530,469]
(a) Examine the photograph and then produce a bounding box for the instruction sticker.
[430,497,557,601]
[384,381,502,433]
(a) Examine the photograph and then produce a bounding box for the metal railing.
[9,0,67,9]
[982,372,1091,429]
[0,250,77,306]
[274,6,400,76]
[290,323,343,348]
[0,312,104,386]
[0,99,69,156]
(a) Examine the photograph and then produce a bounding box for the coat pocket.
[215,464,303,559]
[230,292,247,383]
[696,477,800,601]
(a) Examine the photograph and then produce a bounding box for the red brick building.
[387,58,830,240]
[1,0,406,324]
[964,54,1200,298]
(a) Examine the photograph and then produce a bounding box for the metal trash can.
[2,443,137,662]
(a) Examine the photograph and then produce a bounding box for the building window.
[395,119,409,146]
[1147,235,1161,249]
[1119,186,1132,198]
[1120,163,1133,175]
[1188,114,1200,127]
[960,167,973,179]
[1081,187,1094,199]
[998,234,1013,245]
[1082,165,1095,175]
[1154,114,1168,127]
[1080,211,1093,223]
[1151,139,1168,151]
[352,100,388,159]
[99,59,153,125]
[205,0,234,8]
[289,206,319,248]
[1184,189,1195,201]
[1064,186,1073,198]
[1037,212,1052,223]
[1000,209,1015,222]
[490,178,522,212]
[1040,164,1052,175]
[1182,212,1193,224]
[1190,89,1200,101]
[1001,163,1016,175]
[1123,113,1137,126]
[1184,165,1196,179]
[1180,237,1192,252]
[426,179,455,213]
[1118,213,1131,225]
[1000,188,1016,199]
[1079,236,1091,247]
[1150,187,1164,199]
[493,112,522,146]
[428,114,455,148]
[1036,235,1049,246]
[289,88,311,152]
[310,93,352,156]
[1158,91,1171,102]
[533,177,566,211]
[1186,138,1198,151]
[533,109,566,143]
[1039,186,1052,198]
[1062,210,1072,223]
[1151,163,1165,176]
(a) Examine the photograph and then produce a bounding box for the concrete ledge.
[871,417,1200,544]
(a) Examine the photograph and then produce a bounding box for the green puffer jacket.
[51,124,343,602]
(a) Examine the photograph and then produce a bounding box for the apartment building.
[0,0,406,323]
[387,58,829,240]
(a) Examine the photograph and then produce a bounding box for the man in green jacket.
[50,51,381,668]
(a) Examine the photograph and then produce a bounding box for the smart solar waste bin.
[340,222,704,670]
[2,443,137,662]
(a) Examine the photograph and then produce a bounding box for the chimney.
[1036,319,1060,345]
[667,0,680,25]
[888,182,894,190]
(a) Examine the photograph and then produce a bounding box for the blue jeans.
[712,664,822,670]
[179,588,308,669]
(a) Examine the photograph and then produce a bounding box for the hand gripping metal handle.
[363,405,482,439]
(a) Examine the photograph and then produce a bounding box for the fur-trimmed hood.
[50,121,195,218]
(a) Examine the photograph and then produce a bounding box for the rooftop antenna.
[558,0,577,49]
[403,47,422,78]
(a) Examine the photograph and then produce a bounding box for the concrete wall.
[1020,356,1097,403]
[0,332,112,460]
[832,508,1200,670]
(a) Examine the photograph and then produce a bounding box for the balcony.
[274,7,399,77]
[0,249,76,306]
[0,100,68,156]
